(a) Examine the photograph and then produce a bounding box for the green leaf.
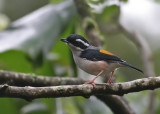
[35,60,55,76]
[50,0,65,3]
[0,0,76,60]
[156,0,160,2]
[0,50,33,73]
[97,5,119,22]
[52,17,76,65]
[0,98,19,114]
[0,14,10,30]
[0,0,49,21]
[88,0,105,4]
[41,99,56,114]
[62,97,82,114]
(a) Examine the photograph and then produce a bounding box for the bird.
[61,34,143,87]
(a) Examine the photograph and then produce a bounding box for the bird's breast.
[73,55,119,76]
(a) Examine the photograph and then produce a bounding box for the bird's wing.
[80,49,143,73]
[80,49,123,63]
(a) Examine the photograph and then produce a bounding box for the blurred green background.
[0,0,160,114]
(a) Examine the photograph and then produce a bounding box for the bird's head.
[61,34,90,51]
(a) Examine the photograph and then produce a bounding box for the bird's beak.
[61,38,68,43]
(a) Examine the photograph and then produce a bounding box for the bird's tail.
[120,62,143,74]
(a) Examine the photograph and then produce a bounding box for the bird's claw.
[85,81,96,87]
[108,79,112,84]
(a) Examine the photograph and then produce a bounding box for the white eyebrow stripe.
[76,39,89,47]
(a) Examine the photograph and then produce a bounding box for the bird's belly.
[73,56,119,76]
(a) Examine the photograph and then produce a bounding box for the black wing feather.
[80,49,123,63]
[80,49,143,73]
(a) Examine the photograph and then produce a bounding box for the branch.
[0,70,85,86]
[73,0,102,47]
[0,77,160,101]
[119,26,155,77]
[97,95,135,114]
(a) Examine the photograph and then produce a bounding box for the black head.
[61,34,90,50]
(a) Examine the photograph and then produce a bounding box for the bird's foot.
[1,83,9,90]
[85,81,96,87]
[3,83,9,87]
[85,70,104,87]
[108,79,112,84]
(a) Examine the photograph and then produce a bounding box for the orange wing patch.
[100,49,115,56]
